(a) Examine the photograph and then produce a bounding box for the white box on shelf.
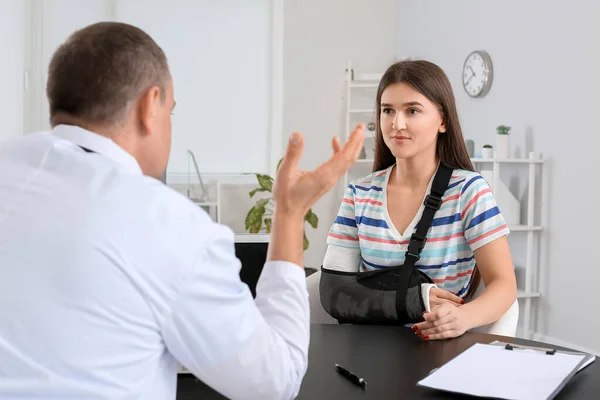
[479,169,521,226]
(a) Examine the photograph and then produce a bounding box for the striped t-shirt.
[326,165,509,297]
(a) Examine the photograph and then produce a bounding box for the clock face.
[462,51,493,98]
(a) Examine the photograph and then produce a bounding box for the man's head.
[47,22,175,179]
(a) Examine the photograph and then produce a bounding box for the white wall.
[284,0,395,269]
[27,0,276,175]
[0,0,25,141]
[36,0,113,132]
[395,0,600,353]
[114,0,273,175]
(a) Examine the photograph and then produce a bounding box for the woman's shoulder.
[446,169,488,194]
[347,167,390,194]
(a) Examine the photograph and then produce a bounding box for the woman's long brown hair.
[372,60,480,297]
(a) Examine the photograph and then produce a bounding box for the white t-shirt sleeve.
[322,245,362,272]
[460,174,510,251]
[326,184,360,249]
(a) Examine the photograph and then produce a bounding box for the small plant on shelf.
[481,144,494,158]
[245,159,318,251]
[496,125,511,135]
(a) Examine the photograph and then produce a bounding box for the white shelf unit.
[471,154,545,339]
[166,173,222,223]
[343,60,382,190]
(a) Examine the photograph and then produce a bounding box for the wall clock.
[462,50,493,98]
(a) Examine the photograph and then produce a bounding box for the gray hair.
[46,22,170,127]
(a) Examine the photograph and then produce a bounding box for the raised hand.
[273,124,365,218]
[266,124,365,267]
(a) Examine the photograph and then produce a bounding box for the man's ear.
[138,86,161,135]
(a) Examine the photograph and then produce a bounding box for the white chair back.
[467,280,519,337]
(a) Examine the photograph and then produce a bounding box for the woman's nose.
[392,113,406,130]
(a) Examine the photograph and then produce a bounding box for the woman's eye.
[382,108,394,115]
[407,108,419,115]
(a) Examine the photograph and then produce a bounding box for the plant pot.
[482,147,494,158]
[465,139,475,157]
[496,134,509,159]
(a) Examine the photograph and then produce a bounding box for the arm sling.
[319,164,454,325]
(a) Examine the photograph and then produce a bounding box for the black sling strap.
[395,164,453,320]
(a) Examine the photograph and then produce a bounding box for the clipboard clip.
[504,343,557,355]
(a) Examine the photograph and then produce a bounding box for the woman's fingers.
[431,287,464,305]
[421,329,459,340]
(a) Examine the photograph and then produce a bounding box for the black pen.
[335,363,367,388]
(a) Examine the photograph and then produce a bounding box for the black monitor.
[235,234,269,298]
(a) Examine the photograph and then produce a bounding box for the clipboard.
[488,340,596,373]
[417,342,594,400]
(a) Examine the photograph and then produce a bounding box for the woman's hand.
[428,287,464,310]
[412,303,473,340]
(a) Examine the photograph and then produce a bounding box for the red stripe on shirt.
[355,198,383,206]
[427,232,464,242]
[328,232,359,241]
[358,233,409,245]
[342,197,354,205]
[442,194,460,204]
[432,270,472,283]
[467,224,507,246]
[461,188,491,219]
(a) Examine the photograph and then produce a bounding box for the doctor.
[0,22,364,400]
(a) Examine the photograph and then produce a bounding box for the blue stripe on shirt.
[362,258,400,269]
[355,185,383,192]
[447,179,465,191]
[466,206,501,230]
[456,285,469,297]
[356,216,389,229]
[462,175,483,194]
[334,216,357,228]
[418,256,475,270]
[431,213,461,227]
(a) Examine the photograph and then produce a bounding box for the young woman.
[323,60,517,340]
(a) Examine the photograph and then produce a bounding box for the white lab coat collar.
[51,124,143,175]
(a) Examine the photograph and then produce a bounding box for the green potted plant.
[245,160,318,250]
[482,144,494,158]
[496,125,511,158]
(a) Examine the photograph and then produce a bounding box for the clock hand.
[465,74,474,85]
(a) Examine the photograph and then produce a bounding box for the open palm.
[273,124,365,218]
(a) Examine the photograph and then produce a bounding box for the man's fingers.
[301,124,366,194]
[331,136,342,153]
[322,124,366,175]
[344,123,366,160]
[278,132,305,175]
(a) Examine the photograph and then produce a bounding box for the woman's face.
[379,82,445,161]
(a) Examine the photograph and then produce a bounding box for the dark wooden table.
[177,324,600,399]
